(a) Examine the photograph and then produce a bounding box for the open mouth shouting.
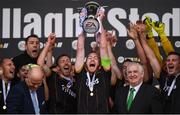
[89,63,96,68]
[87,61,99,73]
[167,64,176,75]
[61,64,71,76]
[32,49,38,54]
[31,49,39,58]
[63,65,70,72]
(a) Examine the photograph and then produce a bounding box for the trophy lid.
[84,1,100,16]
[85,1,100,8]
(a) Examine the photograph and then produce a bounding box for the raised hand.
[152,21,166,36]
[47,33,56,45]
[97,7,105,21]
[106,30,117,47]
[91,41,98,51]
[144,16,154,38]
[47,33,56,51]
[135,21,147,39]
[79,8,87,27]
[127,22,138,40]
[110,30,118,47]
[135,20,146,34]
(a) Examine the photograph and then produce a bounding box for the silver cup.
[82,1,100,33]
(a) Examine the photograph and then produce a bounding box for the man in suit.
[0,58,15,113]
[6,64,47,114]
[114,61,163,113]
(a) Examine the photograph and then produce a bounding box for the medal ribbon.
[2,80,11,106]
[167,73,180,96]
[86,72,99,93]
[61,76,73,88]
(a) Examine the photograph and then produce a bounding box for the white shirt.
[128,82,143,100]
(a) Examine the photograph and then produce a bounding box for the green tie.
[127,88,135,110]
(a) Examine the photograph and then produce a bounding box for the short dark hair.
[87,51,100,62]
[0,58,9,66]
[87,50,99,57]
[56,54,71,66]
[136,20,144,24]
[168,51,180,57]
[25,34,39,44]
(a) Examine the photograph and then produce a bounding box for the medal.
[3,105,6,110]
[90,92,94,96]
[86,72,99,97]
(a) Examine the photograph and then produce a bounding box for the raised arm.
[74,9,86,73]
[106,31,122,85]
[75,32,85,73]
[138,24,161,78]
[97,7,111,71]
[37,33,56,67]
[37,33,56,101]
[151,20,174,56]
[144,16,163,65]
[46,49,53,67]
[127,22,149,82]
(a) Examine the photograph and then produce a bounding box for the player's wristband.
[101,58,111,67]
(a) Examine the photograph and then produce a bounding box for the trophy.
[80,1,100,33]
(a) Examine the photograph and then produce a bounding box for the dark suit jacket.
[0,79,14,113]
[114,83,163,113]
[6,81,47,114]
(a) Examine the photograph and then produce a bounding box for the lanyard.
[167,73,180,96]
[61,76,73,88]
[86,72,99,95]
[2,80,11,105]
[61,76,71,81]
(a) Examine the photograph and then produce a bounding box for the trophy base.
[83,18,99,33]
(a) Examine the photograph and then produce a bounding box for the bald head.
[26,64,44,91]
[28,65,44,80]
